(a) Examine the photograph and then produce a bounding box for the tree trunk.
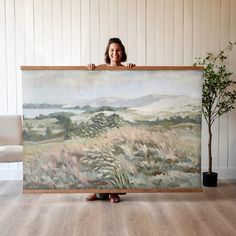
[208,122,212,173]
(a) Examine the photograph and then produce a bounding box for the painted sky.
[22,70,203,104]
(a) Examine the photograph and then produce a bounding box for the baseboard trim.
[0,167,23,180]
[202,167,236,179]
[1,166,236,180]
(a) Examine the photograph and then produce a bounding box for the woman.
[86,38,135,203]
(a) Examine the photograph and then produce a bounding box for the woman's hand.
[87,64,96,70]
[126,63,136,68]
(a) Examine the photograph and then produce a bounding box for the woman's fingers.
[87,64,95,70]
[126,63,136,68]
[88,63,135,69]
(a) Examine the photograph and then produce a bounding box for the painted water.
[24,108,84,118]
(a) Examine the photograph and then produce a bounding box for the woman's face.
[108,43,123,64]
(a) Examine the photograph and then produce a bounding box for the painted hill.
[128,95,201,120]
[70,95,201,123]
[62,94,168,108]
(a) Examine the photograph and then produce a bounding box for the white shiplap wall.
[0,0,236,179]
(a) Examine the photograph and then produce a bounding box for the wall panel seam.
[33,0,35,64]
[13,0,17,111]
[191,0,193,63]
[42,0,44,64]
[172,0,175,65]
[4,0,8,113]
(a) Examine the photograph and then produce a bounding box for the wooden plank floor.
[0,180,236,236]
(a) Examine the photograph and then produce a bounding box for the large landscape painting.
[22,67,203,192]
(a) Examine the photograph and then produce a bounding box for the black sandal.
[109,193,120,203]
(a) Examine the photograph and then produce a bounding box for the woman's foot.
[86,193,109,201]
[109,193,120,203]
[86,193,98,201]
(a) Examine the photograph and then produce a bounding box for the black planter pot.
[203,172,218,187]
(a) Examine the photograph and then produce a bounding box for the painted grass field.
[23,121,201,190]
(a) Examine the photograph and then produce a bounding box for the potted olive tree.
[195,42,236,187]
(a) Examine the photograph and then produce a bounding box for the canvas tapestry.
[22,67,202,192]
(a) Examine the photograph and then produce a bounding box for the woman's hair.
[104,38,127,64]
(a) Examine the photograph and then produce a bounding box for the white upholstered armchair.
[0,115,23,163]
